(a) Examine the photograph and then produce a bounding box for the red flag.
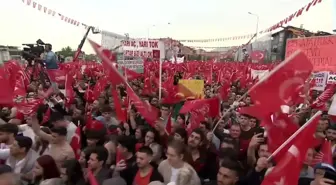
[111,86,127,122]
[166,113,172,134]
[70,126,81,160]
[269,111,321,164]
[15,99,43,115]
[88,40,124,85]
[312,139,333,165]
[262,112,322,185]
[65,74,75,107]
[263,113,299,157]
[122,67,142,80]
[180,98,220,118]
[89,39,159,125]
[92,77,108,100]
[241,51,313,119]
[250,50,265,62]
[46,69,66,84]
[41,108,51,125]
[87,170,99,185]
[127,86,159,127]
[0,67,14,105]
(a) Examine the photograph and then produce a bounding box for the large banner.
[117,54,144,73]
[285,35,336,72]
[121,39,165,59]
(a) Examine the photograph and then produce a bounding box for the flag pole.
[159,58,163,100]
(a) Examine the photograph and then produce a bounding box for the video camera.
[21,39,46,65]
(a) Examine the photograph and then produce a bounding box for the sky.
[0,0,333,54]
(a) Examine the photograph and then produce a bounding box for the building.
[270,26,332,61]
[0,45,22,62]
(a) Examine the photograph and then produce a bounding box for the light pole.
[147,25,155,39]
[248,12,259,40]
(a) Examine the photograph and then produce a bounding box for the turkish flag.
[89,39,159,125]
[262,112,321,185]
[250,50,265,62]
[65,73,75,107]
[180,98,220,118]
[46,69,66,84]
[88,40,124,85]
[92,77,108,100]
[263,112,299,162]
[240,51,313,119]
[122,67,142,80]
[70,126,81,160]
[15,99,43,115]
[111,86,126,122]
[152,50,160,59]
[311,84,336,110]
[127,86,159,127]
[312,139,333,166]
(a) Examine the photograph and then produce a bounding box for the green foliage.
[57,46,75,57]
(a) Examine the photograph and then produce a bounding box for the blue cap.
[314,163,336,172]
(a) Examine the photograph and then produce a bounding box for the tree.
[57,46,75,57]
[85,54,97,61]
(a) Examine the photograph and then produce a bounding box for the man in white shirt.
[7,136,38,175]
[49,111,77,143]
[17,116,36,146]
[0,124,19,163]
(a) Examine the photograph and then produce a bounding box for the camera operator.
[42,44,58,69]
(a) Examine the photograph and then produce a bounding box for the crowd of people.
[0,42,335,185]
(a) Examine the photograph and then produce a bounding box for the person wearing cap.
[310,163,336,185]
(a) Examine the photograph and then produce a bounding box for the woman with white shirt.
[158,140,200,185]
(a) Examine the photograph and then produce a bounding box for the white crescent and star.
[279,77,305,104]
[255,52,264,60]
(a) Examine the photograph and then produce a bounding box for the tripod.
[25,60,51,89]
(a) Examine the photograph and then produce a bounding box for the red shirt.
[133,167,153,185]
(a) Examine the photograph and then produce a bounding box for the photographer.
[43,44,58,69]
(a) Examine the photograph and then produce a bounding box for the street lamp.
[147,25,155,39]
[248,12,259,40]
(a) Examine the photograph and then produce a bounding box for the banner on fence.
[117,58,144,73]
[285,35,336,72]
[327,72,336,84]
[122,39,165,59]
[313,71,328,91]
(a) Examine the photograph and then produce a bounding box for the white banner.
[122,39,165,59]
[117,59,144,72]
[250,69,269,80]
[312,72,328,91]
[101,30,126,51]
[327,72,336,84]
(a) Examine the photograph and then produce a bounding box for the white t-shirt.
[66,122,77,143]
[19,124,36,146]
[170,167,180,183]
